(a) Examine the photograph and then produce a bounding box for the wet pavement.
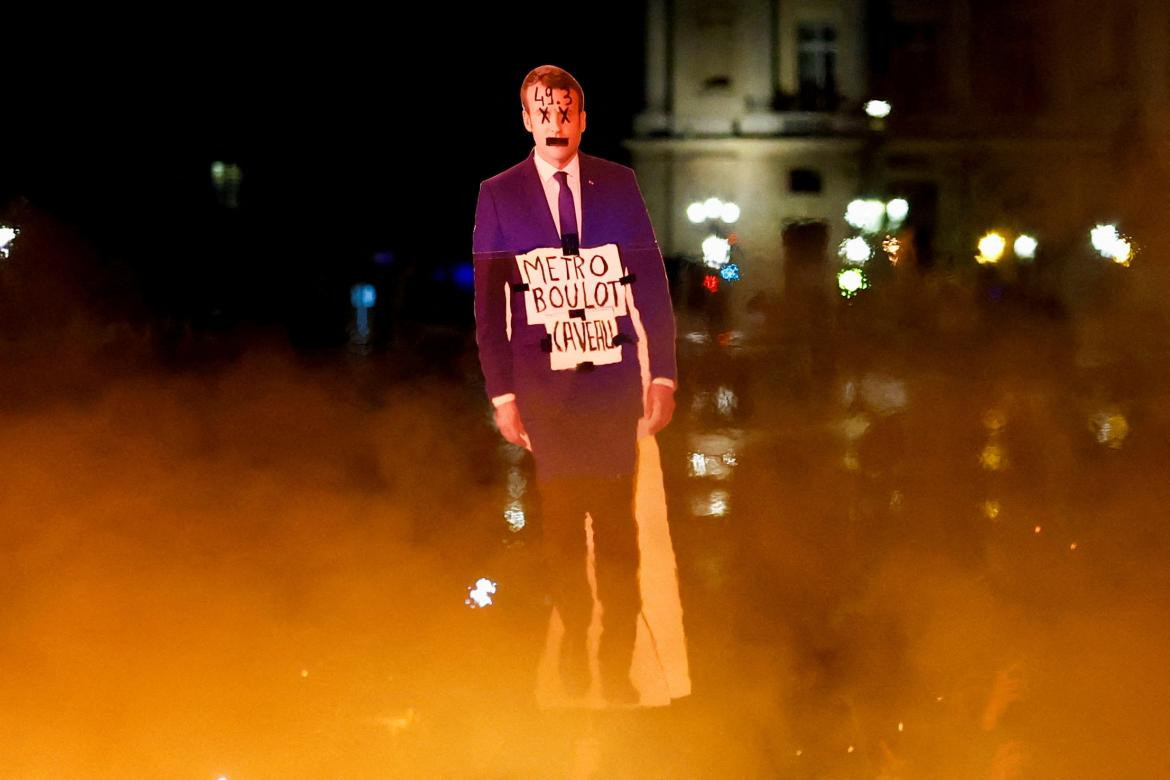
[3,277,1170,778]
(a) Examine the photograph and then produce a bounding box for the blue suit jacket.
[472,151,677,476]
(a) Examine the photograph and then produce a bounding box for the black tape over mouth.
[545,137,569,146]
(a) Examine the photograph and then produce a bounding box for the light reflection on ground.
[2,274,1170,777]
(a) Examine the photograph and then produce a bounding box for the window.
[797,24,838,111]
[789,169,823,194]
[697,2,735,93]
[703,75,732,91]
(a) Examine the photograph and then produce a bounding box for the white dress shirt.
[532,151,584,241]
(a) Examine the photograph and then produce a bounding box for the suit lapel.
[521,152,561,248]
[579,153,599,248]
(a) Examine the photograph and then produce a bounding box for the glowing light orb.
[982,409,1007,432]
[0,225,17,259]
[882,236,901,264]
[719,262,741,281]
[452,262,474,290]
[707,492,729,517]
[1091,412,1129,448]
[689,452,709,477]
[692,489,730,517]
[841,413,871,441]
[702,235,731,267]
[864,100,892,118]
[980,443,1007,471]
[982,500,1001,520]
[350,283,377,308]
[839,236,872,265]
[686,202,707,224]
[504,504,526,532]
[1014,234,1038,259]
[845,199,886,233]
[703,197,724,220]
[976,232,1006,265]
[703,274,720,293]
[1091,223,1134,265]
[837,267,868,297]
[1111,239,1133,265]
[465,577,498,608]
[885,198,909,223]
[720,202,741,224]
[715,386,737,415]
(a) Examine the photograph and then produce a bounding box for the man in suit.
[472,65,677,703]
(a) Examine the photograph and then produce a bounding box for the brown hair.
[519,65,585,114]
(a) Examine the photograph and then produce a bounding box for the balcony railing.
[634,110,869,138]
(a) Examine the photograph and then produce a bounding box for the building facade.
[628,0,1170,309]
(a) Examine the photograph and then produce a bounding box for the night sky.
[3,5,647,331]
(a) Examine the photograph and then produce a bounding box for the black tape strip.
[611,333,633,347]
[568,309,585,320]
[561,233,579,255]
[512,282,529,293]
[575,361,595,372]
[619,273,637,285]
[540,335,552,353]
[546,137,569,146]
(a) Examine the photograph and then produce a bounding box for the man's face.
[522,83,586,168]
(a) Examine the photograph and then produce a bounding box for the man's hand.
[638,383,676,439]
[494,400,531,451]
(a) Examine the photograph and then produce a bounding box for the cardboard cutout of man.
[472,65,677,704]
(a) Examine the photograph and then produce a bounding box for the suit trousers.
[538,472,641,684]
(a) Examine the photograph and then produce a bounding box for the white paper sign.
[515,244,628,325]
[515,243,627,371]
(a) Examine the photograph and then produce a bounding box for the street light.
[837,268,868,298]
[864,100,892,119]
[1014,234,1038,260]
[1090,223,1132,266]
[0,225,18,259]
[976,232,1007,265]
[689,197,740,227]
[687,198,743,278]
[845,199,886,233]
[702,235,731,267]
[703,197,724,220]
[839,236,872,265]
[885,198,909,224]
